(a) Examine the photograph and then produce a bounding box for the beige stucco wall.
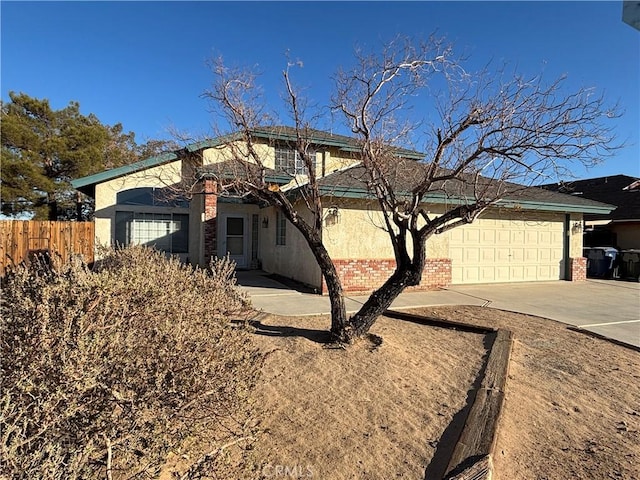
[93,160,189,253]
[258,203,322,289]
[321,148,360,175]
[570,213,584,257]
[203,141,275,168]
[202,141,359,180]
[322,198,449,260]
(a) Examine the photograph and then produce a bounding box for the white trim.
[219,213,250,268]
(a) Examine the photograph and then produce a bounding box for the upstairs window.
[275,145,315,175]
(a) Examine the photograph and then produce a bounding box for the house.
[71,127,614,293]
[541,175,640,249]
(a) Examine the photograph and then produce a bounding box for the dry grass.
[1,247,262,480]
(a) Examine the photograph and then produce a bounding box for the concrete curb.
[566,325,640,354]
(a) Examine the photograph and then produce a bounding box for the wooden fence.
[0,221,94,276]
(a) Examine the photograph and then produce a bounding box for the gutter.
[316,185,616,215]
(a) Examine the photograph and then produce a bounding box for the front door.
[221,215,248,268]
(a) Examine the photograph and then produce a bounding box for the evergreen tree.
[1,92,140,219]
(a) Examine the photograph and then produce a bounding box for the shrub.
[1,246,261,479]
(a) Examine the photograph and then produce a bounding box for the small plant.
[1,246,261,479]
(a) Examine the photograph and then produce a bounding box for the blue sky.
[2,1,638,179]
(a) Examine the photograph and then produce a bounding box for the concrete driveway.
[237,271,640,348]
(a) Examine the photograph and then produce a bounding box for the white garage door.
[449,212,566,284]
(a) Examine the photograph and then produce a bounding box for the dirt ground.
[244,306,640,480]
[417,306,640,480]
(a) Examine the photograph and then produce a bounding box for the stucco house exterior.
[71,127,614,293]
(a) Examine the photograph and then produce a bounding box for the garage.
[449,211,566,284]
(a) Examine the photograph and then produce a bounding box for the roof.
[316,162,615,214]
[540,175,640,221]
[71,126,423,195]
[71,151,179,196]
[69,125,616,215]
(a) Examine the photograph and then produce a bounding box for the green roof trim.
[71,151,178,191]
[71,127,425,194]
[316,185,616,215]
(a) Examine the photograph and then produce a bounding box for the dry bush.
[1,246,261,479]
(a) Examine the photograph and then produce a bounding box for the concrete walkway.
[236,271,640,348]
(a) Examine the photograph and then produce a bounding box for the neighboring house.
[72,127,614,293]
[541,175,640,249]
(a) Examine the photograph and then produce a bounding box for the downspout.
[563,213,571,280]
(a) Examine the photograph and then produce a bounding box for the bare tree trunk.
[338,265,419,342]
[305,237,348,336]
[337,237,427,343]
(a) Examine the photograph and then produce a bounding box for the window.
[275,145,315,175]
[251,214,259,261]
[115,211,189,253]
[276,212,287,246]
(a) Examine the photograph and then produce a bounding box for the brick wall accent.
[569,256,587,281]
[203,179,217,261]
[322,258,452,294]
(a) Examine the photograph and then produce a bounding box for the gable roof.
[71,126,422,196]
[540,175,640,221]
[316,162,615,214]
[70,125,616,215]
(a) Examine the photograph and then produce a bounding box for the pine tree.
[1,92,139,219]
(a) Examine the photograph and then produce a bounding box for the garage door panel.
[482,230,496,243]
[511,231,524,243]
[465,247,480,262]
[450,214,565,284]
[538,265,552,278]
[510,266,525,280]
[524,265,538,279]
[480,267,496,282]
[481,248,495,262]
[511,248,524,262]
[465,229,480,243]
[525,231,539,244]
[496,248,511,262]
[464,267,480,282]
[525,249,538,262]
[497,230,510,244]
[495,266,510,282]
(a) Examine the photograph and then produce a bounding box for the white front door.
[220,215,248,268]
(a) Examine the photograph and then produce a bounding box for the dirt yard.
[244,307,640,480]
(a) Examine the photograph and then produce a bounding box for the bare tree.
[202,37,619,343]
[202,58,349,336]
